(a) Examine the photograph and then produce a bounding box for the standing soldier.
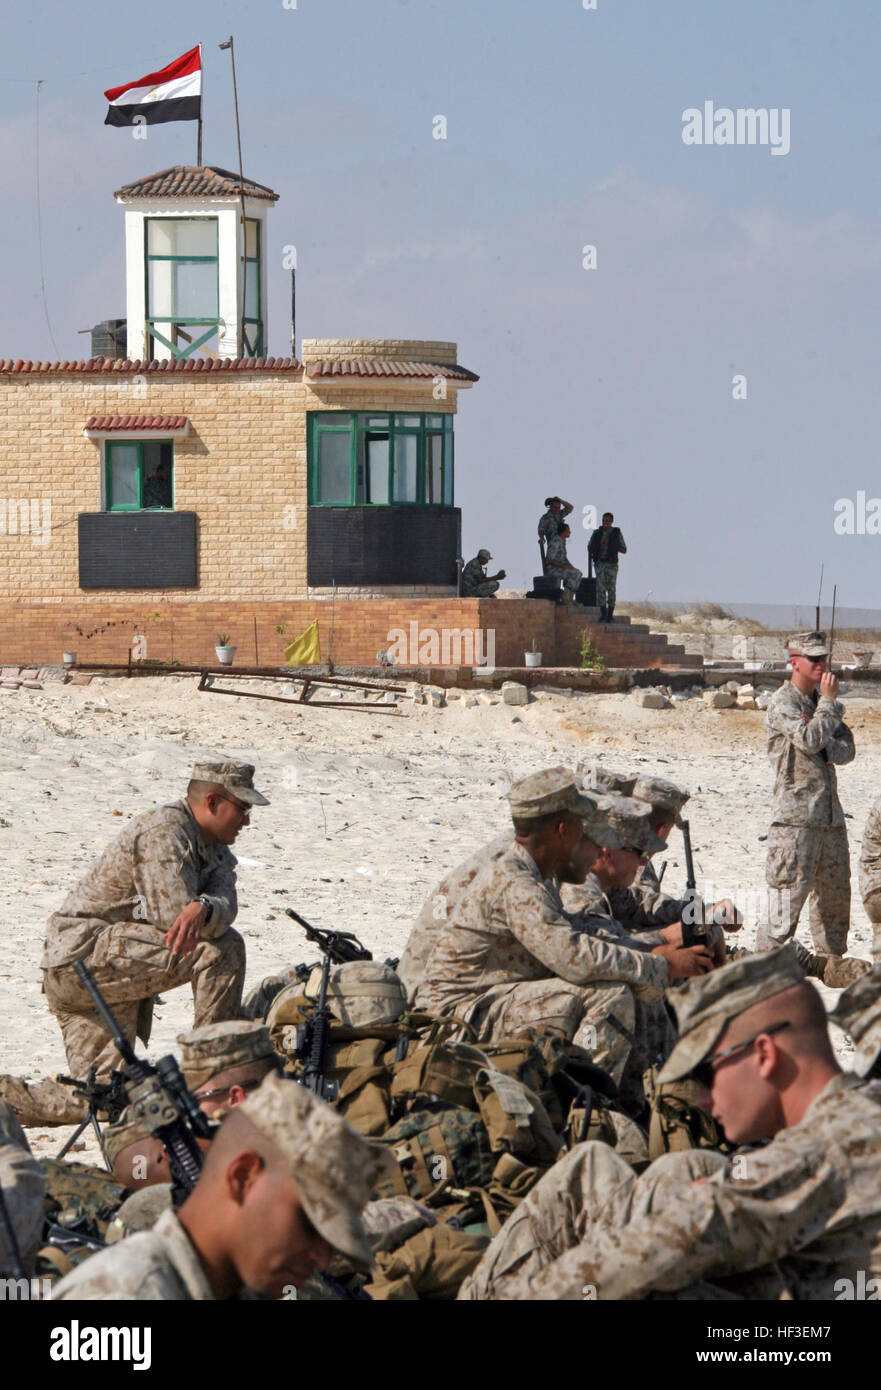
[758,633,857,968]
[587,512,627,623]
[537,496,574,548]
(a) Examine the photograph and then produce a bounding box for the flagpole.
[219,35,248,357]
[197,42,203,165]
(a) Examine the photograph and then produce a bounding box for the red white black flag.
[104,45,202,127]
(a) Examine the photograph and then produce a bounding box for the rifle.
[679,820,711,947]
[72,961,213,1205]
[54,1067,129,1171]
[283,911,372,1101]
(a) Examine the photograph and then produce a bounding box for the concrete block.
[428,689,445,707]
[411,687,425,705]
[501,681,529,706]
[756,693,771,710]
[723,680,741,694]
[703,689,736,708]
[462,694,478,707]
[634,690,668,709]
[479,691,500,705]
[737,684,756,698]
[738,697,758,709]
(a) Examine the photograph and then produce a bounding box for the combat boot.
[800,952,871,988]
[607,604,616,623]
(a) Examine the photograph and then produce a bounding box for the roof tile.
[84,415,189,432]
[114,165,279,202]
[304,359,479,382]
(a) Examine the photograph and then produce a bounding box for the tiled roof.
[114,165,279,202]
[0,357,300,374]
[84,415,189,432]
[304,359,479,382]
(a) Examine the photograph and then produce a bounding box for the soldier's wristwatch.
[198,896,214,924]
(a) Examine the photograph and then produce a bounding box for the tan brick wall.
[0,370,462,605]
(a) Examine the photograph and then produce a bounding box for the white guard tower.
[114,165,278,361]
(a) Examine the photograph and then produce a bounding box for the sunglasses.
[216,793,251,816]
[619,844,647,857]
[691,1021,790,1090]
[192,1077,262,1103]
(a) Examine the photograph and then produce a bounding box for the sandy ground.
[1,673,877,1166]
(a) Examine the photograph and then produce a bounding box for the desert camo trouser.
[458,1145,790,1301]
[457,976,674,1106]
[758,823,850,956]
[0,921,245,1126]
[594,561,618,610]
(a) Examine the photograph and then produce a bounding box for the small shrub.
[580,631,605,670]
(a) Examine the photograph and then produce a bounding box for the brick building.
[0,164,694,670]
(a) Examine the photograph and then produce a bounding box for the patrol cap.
[578,791,626,851]
[238,1072,392,1271]
[786,631,829,658]
[191,761,269,806]
[658,945,807,1084]
[603,796,667,856]
[177,1020,277,1088]
[509,767,604,823]
[578,765,636,797]
[103,1105,154,1166]
[631,775,690,826]
[831,967,881,1078]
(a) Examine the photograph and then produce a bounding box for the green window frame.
[308,412,454,506]
[242,218,263,357]
[105,440,175,512]
[145,217,220,360]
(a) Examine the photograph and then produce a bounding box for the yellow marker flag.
[284,619,321,666]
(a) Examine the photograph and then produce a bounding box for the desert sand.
[1,671,877,1165]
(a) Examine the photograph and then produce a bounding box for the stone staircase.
[556,607,702,669]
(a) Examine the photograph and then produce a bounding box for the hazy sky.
[4,1,880,604]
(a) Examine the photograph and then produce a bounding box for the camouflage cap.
[578,764,636,797]
[477,548,492,560]
[658,945,807,1084]
[103,1105,154,1166]
[238,1072,393,1271]
[631,775,690,826]
[602,795,667,856]
[831,967,881,1078]
[509,766,603,823]
[177,1020,277,1089]
[191,761,269,806]
[786,631,829,658]
[578,791,626,851]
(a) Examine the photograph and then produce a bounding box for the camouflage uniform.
[0,1101,46,1275]
[398,833,515,1001]
[461,555,499,599]
[414,809,670,1085]
[858,796,881,962]
[52,1207,216,1300]
[760,672,855,954]
[544,534,582,592]
[53,1072,392,1300]
[538,502,572,546]
[3,779,255,1126]
[481,950,881,1300]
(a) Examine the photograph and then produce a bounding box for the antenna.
[816,563,824,631]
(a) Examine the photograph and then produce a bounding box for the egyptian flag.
[104,45,201,127]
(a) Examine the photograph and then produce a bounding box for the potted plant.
[215,633,237,665]
[524,639,542,668]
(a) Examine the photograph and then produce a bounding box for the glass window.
[426,434,443,503]
[245,219,259,258]
[147,218,217,257]
[106,441,175,511]
[323,414,352,427]
[395,415,421,427]
[364,415,390,427]
[108,443,140,509]
[365,435,390,504]
[316,432,352,503]
[427,414,446,428]
[393,434,418,502]
[443,433,454,504]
